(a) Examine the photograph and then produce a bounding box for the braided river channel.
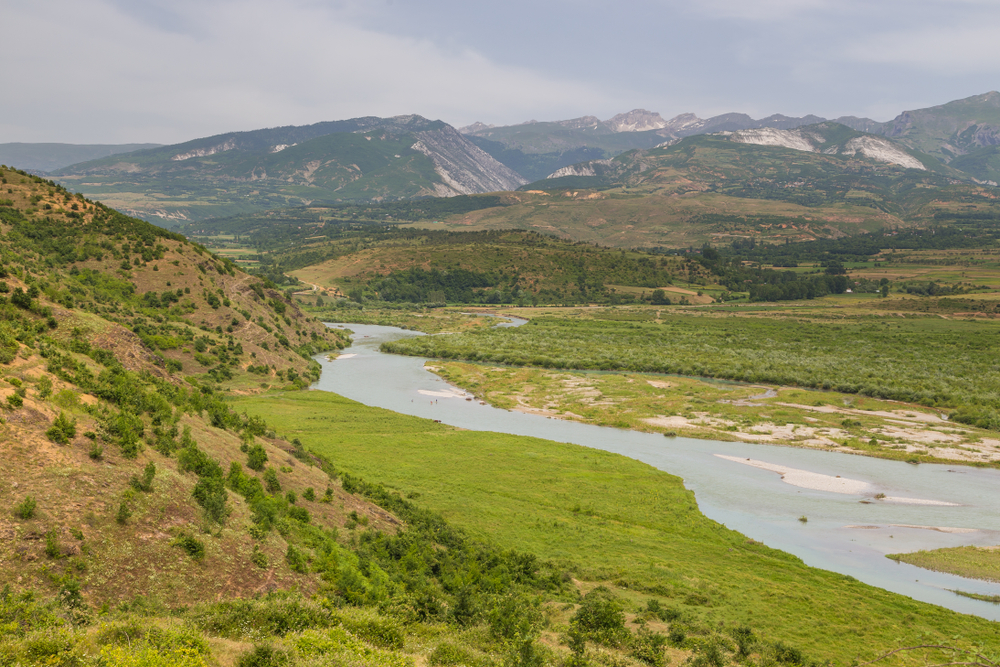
[314,321,1000,621]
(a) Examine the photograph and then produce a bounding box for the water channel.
[314,321,1000,621]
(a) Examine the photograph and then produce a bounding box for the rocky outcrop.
[546,159,614,179]
[606,110,668,132]
[726,128,816,153]
[411,126,527,195]
[724,126,926,170]
[172,139,237,161]
[840,136,926,170]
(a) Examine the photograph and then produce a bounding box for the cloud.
[2,0,998,144]
[845,25,1000,72]
[678,0,834,21]
[0,0,610,143]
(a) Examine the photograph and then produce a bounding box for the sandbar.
[715,454,872,494]
[418,388,468,399]
[715,455,960,505]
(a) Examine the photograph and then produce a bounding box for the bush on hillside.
[571,587,628,646]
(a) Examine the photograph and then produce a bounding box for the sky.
[2,0,998,144]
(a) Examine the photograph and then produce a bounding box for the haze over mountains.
[0,142,162,172]
[2,91,997,224]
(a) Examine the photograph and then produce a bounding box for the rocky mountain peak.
[459,121,495,134]
[606,109,668,132]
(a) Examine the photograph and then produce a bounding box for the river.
[314,321,1000,620]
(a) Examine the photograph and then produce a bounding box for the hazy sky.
[2,0,998,144]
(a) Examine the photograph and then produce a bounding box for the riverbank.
[427,361,1000,467]
[233,387,1000,662]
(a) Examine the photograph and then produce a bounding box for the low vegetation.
[425,360,999,465]
[383,306,1000,437]
[887,546,1000,582]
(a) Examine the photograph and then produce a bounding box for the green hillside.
[878,91,1000,162]
[52,129,447,224]
[180,124,1000,255]
[436,131,1000,248]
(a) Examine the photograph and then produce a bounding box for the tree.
[650,290,671,305]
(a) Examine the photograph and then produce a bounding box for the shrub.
[236,645,291,667]
[246,443,268,471]
[263,467,281,494]
[630,626,668,666]
[687,638,731,667]
[302,487,315,502]
[192,594,332,640]
[46,412,77,444]
[35,376,52,399]
[487,591,542,642]
[571,587,628,646]
[58,576,85,611]
[99,642,210,667]
[14,495,37,519]
[430,642,480,666]
[45,530,61,559]
[172,534,206,561]
[6,392,23,409]
[130,462,156,493]
[89,442,104,460]
[339,611,405,650]
[730,626,756,659]
[287,506,310,524]
[193,477,229,524]
[251,547,268,569]
[116,499,132,525]
[285,545,308,574]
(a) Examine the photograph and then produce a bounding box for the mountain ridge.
[460,93,1000,183]
[53,115,525,223]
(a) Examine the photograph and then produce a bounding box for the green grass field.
[233,390,1000,663]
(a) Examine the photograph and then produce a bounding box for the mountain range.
[52,116,525,223]
[1,91,995,224]
[461,91,1000,182]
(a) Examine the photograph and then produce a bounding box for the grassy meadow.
[888,546,1000,583]
[234,390,1000,664]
